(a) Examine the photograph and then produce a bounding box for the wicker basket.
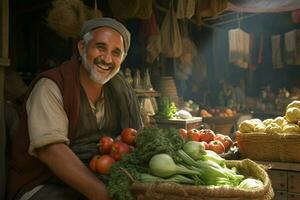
[131,159,274,200]
[237,132,300,162]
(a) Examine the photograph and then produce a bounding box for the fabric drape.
[271,35,283,68]
[284,29,300,65]
[228,28,250,69]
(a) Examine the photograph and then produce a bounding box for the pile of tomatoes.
[89,128,137,174]
[179,128,234,154]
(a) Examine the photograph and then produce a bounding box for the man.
[7,17,143,200]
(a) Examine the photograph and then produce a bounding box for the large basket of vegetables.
[107,128,273,200]
[131,159,273,200]
[236,100,300,162]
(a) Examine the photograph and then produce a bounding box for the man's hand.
[36,143,111,200]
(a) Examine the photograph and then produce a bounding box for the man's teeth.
[96,64,110,70]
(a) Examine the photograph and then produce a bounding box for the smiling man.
[8,18,143,200]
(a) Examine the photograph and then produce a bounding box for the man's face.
[78,27,125,85]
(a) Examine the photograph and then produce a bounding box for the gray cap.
[80,17,131,55]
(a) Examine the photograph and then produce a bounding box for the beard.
[82,52,119,85]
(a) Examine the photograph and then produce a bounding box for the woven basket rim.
[237,131,300,162]
[237,131,300,140]
[131,159,273,199]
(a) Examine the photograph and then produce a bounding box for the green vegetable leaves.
[156,96,177,119]
[108,127,185,200]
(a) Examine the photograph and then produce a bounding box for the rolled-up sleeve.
[26,78,69,156]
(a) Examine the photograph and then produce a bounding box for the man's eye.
[96,45,106,51]
[112,51,122,57]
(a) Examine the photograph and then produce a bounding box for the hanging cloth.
[196,0,227,17]
[144,13,161,63]
[161,1,183,58]
[284,29,300,65]
[257,34,264,64]
[109,0,140,19]
[176,0,196,19]
[228,28,250,69]
[271,35,283,68]
[135,0,153,19]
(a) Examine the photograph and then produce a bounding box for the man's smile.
[94,57,114,71]
[95,63,111,71]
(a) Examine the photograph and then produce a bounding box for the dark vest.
[7,56,143,200]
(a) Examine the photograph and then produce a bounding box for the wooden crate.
[202,116,237,135]
[156,117,202,130]
[268,170,287,191]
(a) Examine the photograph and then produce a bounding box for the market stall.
[4,0,300,199]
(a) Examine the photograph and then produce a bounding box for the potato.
[263,118,274,126]
[239,120,256,133]
[254,123,266,132]
[287,100,300,110]
[265,123,282,134]
[282,123,300,133]
[273,116,287,127]
[285,107,300,123]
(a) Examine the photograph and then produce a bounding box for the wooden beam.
[0,0,9,199]
[0,0,9,60]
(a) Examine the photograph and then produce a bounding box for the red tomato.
[187,129,201,141]
[208,140,225,154]
[198,129,215,143]
[214,134,233,152]
[110,141,130,161]
[200,141,209,150]
[121,128,137,145]
[98,136,114,154]
[89,155,99,172]
[88,155,115,174]
[178,128,188,140]
[214,133,224,140]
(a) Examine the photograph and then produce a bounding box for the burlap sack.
[132,159,274,200]
[161,2,182,58]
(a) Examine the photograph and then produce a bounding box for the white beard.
[82,52,119,85]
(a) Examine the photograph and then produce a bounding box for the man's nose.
[101,52,112,63]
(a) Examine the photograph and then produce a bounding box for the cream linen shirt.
[22,78,104,200]
[27,78,105,156]
[26,78,69,156]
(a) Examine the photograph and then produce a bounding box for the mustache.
[94,57,115,69]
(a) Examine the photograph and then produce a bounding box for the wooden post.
[0,0,10,198]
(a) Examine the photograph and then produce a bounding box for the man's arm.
[36,143,111,200]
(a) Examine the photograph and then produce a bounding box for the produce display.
[238,100,300,134]
[179,128,235,154]
[237,100,300,162]
[200,108,237,118]
[88,128,137,174]
[88,127,265,200]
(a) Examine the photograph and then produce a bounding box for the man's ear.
[77,40,84,56]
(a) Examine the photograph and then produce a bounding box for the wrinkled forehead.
[91,27,125,51]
